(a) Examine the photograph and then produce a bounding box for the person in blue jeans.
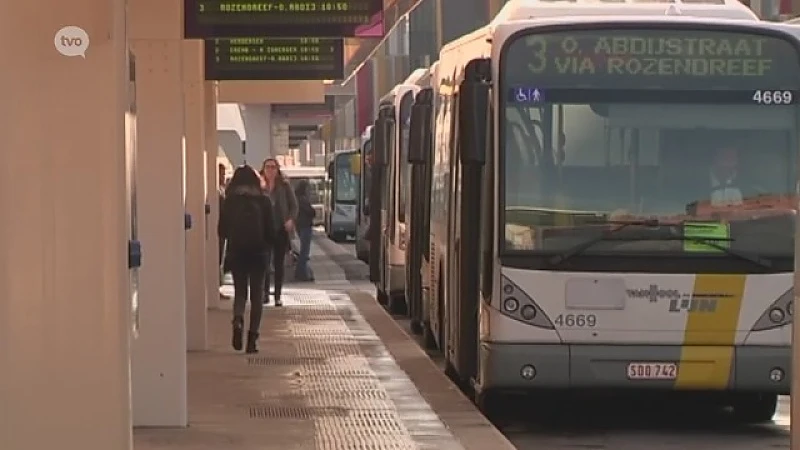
[293,179,316,282]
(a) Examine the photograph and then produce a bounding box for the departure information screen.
[205,38,344,80]
[184,0,384,38]
[502,28,800,93]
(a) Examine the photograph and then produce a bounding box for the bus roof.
[490,0,758,23]
[404,68,429,85]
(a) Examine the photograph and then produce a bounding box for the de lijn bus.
[325,149,361,242]
[405,62,439,336]
[389,0,798,422]
[370,68,432,313]
[356,125,373,263]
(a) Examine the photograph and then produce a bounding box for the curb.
[348,291,516,450]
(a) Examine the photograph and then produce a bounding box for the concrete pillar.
[183,40,208,351]
[242,103,273,165]
[0,0,132,447]
[205,81,223,311]
[129,0,188,427]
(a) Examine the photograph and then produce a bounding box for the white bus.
[405,63,439,336]
[407,0,796,421]
[325,149,361,242]
[372,68,431,313]
[281,166,327,227]
[356,125,373,263]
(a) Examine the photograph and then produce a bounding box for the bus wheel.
[731,394,778,423]
[410,319,423,335]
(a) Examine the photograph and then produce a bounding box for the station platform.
[134,235,513,450]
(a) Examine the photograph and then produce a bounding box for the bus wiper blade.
[546,219,661,267]
[666,234,772,269]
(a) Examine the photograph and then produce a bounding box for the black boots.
[233,317,258,353]
[246,331,259,354]
[232,316,244,351]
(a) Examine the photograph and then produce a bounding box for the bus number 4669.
[554,314,597,327]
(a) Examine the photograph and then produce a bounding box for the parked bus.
[405,63,439,336]
[372,68,430,313]
[403,0,794,421]
[356,126,373,263]
[325,149,361,242]
[282,166,326,227]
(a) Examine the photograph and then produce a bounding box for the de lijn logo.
[54,26,90,58]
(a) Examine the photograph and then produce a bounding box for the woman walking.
[294,179,317,282]
[260,158,298,307]
[218,166,276,353]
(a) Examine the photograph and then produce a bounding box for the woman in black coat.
[218,165,276,353]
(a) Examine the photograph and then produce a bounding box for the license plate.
[626,362,678,380]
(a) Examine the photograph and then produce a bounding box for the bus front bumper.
[479,342,789,394]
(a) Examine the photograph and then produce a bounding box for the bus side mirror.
[459,81,488,166]
[408,104,432,164]
[373,117,388,167]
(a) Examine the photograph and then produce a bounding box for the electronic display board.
[205,37,344,80]
[502,29,800,91]
[185,0,384,38]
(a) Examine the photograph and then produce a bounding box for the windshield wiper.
[545,219,772,269]
[546,219,660,267]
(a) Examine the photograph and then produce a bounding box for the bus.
[372,68,431,313]
[405,63,439,336]
[403,0,796,421]
[356,126,373,263]
[282,166,326,227]
[325,149,361,242]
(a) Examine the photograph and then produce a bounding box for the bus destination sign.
[184,0,384,39]
[205,38,344,80]
[503,29,800,89]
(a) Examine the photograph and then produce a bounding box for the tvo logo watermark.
[54,26,90,58]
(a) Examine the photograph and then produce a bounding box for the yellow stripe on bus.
[675,274,746,390]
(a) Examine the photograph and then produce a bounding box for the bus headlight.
[769,308,785,323]
[520,305,536,320]
[752,288,793,332]
[503,297,519,312]
[499,275,554,329]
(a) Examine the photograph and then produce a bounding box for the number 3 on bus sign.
[752,90,793,105]
[526,36,548,74]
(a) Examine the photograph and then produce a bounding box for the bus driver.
[709,146,744,206]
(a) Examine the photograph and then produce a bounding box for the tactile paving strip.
[281,291,419,449]
[253,288,464,449]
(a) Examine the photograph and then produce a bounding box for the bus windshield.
[334,153,360,203]
[500,28,800,259]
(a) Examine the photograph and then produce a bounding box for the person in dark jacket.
[218,165,276,353]
[294,179,317,282]
[218,163,231,300]
[260,158,298,307]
